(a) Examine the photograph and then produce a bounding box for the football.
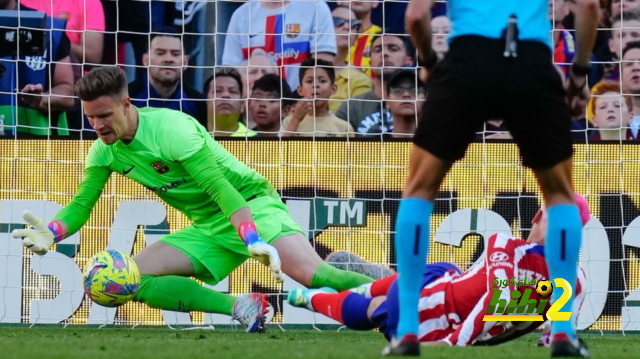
[536,280,554,298]
[83,250,140,307]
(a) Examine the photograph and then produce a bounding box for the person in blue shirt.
[128,27,207,128]
[387,0,600,357]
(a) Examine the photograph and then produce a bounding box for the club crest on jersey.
[25,49,48,71]
[151,161,170,174]
[285,23,300,38]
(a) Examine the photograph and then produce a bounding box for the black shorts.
[414,36,573,169]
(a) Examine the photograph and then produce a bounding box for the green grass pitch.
[0,326,636,359]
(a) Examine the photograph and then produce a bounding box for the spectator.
[588,81,635,140]
[337,0,381,77]
[0,0,74,136]
[551,0,576,78]
[336,33,414,135]
[596,9,640,82]
[367,70,425,137]
[330,5,372,113]
[238,49,279,99]
[128,28,208,128]
[282,58,353,137]
[222,0,336,90]
[238,49,279,129]
[249,74,293,136]
[21,0,105,68]
[611,0,640,20]
[205,68,257,137]
[621,40,640,139]
[431,15,450,61]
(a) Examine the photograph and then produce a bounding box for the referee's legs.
[391,145,452,350]
[533,159,583,343]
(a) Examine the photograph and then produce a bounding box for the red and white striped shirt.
[417,233,586,346]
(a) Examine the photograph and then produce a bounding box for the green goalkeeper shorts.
[159,195,303,285]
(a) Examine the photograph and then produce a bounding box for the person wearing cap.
[367,70,425,137]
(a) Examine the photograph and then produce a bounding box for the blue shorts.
[371,262,462,340]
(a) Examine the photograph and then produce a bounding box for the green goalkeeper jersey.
[54,107,278,237]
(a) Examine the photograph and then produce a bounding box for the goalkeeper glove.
[11,210,57,255]
[239,221,284,283]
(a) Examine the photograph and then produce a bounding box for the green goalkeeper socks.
[133,275,236,315]
[310,262,374,291]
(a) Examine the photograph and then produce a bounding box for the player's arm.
[12,165,111,255]
[406,0,437,70]
[443,234,516,346]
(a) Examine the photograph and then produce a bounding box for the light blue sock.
[395,198,433,338]
[544,204,582,340]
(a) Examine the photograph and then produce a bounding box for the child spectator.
[588,81,635,140]
[249,74,294,136]
[282,58,353,137]
[238,49,279,99]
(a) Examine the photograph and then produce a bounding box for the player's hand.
[11,210,54,255]
[247,240,284,283]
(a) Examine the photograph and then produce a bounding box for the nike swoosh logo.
[250,34,258,38]
[123,165,135,175]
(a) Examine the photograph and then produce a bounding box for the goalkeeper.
[11,66,373,332]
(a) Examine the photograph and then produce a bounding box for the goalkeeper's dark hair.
[76,66,129,101]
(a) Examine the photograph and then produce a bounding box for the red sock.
[310,291,352,323]
[370,274,398,297]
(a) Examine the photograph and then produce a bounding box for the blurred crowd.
[0,0,637,141]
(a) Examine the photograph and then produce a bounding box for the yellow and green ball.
[83,250,140,307]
